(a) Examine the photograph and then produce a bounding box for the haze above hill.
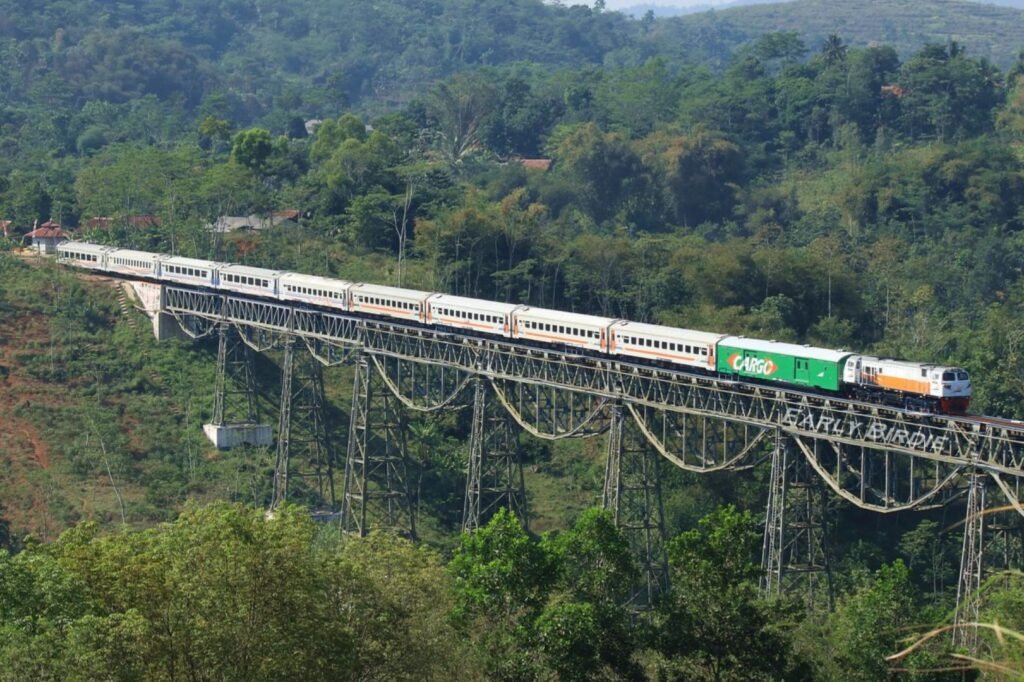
[612,0,1024,16]
[652,0,1024,68]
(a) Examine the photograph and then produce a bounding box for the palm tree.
[822,34,847,67]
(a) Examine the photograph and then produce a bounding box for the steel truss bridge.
[127,280,1024,648]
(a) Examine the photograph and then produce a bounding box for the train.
[56,241,973,415]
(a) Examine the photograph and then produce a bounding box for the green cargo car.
[716,337,853,392]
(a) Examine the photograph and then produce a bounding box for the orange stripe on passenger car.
[359,303,416,317]
[520,330,592,347]
[618,346,702,364]
[437,317,499,330]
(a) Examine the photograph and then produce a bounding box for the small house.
[519,158,553,172]
[24,221,68,254]
[206,211,300,234]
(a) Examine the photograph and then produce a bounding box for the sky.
[594,0,737,7]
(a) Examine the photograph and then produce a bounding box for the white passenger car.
[349,282,432,323]
[843,356,972,413]
[511,307,621,353]
[105,248,160,277]
[426,294,522,338]
[57,241,111,270]
[158,255,220,287]
[278,273,351,310]
[218,264,280,297]
[612,321,724,371]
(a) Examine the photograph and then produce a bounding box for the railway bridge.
[102,274,1024,649]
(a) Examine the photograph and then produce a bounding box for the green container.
[715,339,849,392]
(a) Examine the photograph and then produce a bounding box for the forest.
[2,0,1024,678]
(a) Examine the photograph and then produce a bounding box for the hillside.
[0,0,644,121]
[667,0,1024,67]
[1,0,1022,146]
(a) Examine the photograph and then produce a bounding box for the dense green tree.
[597,57,681,137]
[309,114,368,165]
[819,561,933,681]
[0,503,470,681]
[644,126,743,227]
[426,72,499,167]
[897,519,957,598]
[449,508,554,680]
[653,506,802,681]
[190,161,270,221]
[546,122,651,224]
[0,173,51,231]
[198,115,233,152]
[998,77,1024,138]
[534,599,602,681]
[840,46,901,140]
[898,43,1001,141]
[821,34,847,67]
[541,508,642,679]
[315,131,402,216]
[231,128,274,172]
[681,52,778,155]
[73,145,196,221]
[749,31,807,73]
[485,75,565,157]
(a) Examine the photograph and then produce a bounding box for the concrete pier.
[203,423,273,449]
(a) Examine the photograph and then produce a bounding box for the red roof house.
[519,158,553,172]
[24,221,68,254]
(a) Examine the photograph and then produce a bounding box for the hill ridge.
[667,0,1024,67]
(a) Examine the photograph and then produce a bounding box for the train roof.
[428,293,522,313]
[615,320,725,344]
[856,356,966,372]
[108,248,160,260]
[58,241,111,253]
[160,254,221,269]
[350,282,433,301]
[719,336,853,363]
[219,263,282,276]
[515,306,621,328]
[279,272,352,288]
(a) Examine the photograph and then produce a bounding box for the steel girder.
[953,472,986,651]
[272,338,336,512]
[604,405,670,608]
[462,378,527,532]
[211,323,259,426]
[341,355,417,539]
[761,432,833,608]
[371,354,473,413]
